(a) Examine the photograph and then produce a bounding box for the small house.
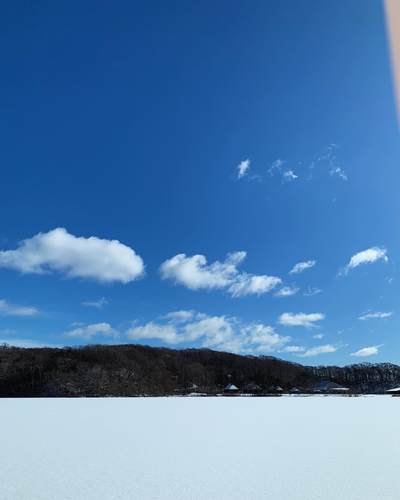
[223,383,240,395]
[290,387,300,394]
[242,381,262,394]
[314,381,350,394]
[387,387,400,397]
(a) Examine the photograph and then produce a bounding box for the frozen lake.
[1,396,399,500]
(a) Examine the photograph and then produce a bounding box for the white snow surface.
[1,397,399,500]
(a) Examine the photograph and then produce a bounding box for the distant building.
[223,383,240,394]
[290,387,300,394]
[267,385,275,392]
[314,381,350,394]
[275,386,283,393]
[387,387,400,396]
[242,381,262,394]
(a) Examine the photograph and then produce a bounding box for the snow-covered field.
[1,397,399,500]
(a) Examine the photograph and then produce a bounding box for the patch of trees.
[0,343,399,397]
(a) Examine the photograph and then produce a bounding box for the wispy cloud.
[0,299,39,317]
[338,247,388,276]
[159,252,281,297]
[279,345,305,353]
[62,323,119,340]
[0,339,63,348]
[330,166,347,180]
[313,333,324,339]
[274,286,299,298]
[289,260,316,275]
[303,286,322,297]
[236,159,251,180]
[351,344,383,357]
[296,344,339,357]
[0,329,18,335]
[82,297,108,309]
[0,228,145,284]
[358,311,393,320]
[126,311,291,354]
[277,312,325,328]
[268,158,286,176]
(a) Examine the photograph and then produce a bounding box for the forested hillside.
[0,343,399,397]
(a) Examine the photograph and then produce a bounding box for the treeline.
[0,343,399,397]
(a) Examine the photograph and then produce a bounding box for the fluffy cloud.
[0,228,144,284]
[303,286,322,297]
[62,323,119,340]
[313,333,324,339]
[159,252,281,297]
[0,299,39,317]
[296,344,339,357]
[289,260,316,274]
[126,311,291,354]
[277,312,325,328]
[338,247,388,276]
[358,311,393,321]
[282,170,298,183]
[351,345,383,357]
[274,286,299,298]
[236,159,251,179]
[82,297,108,309]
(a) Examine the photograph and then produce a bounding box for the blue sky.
[1,0,399,365]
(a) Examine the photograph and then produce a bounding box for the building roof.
[223,383,239,391]
[268,385,275,391]
[314,381,348,391]
[290,387,299,392]
[275,386,283,391]
[387,387,400,392]
[243,382,261,390]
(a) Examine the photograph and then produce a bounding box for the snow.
[1,397,399,500]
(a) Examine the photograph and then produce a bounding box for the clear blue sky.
[1,0,399,366]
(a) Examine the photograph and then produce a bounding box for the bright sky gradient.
[1,0,399,365]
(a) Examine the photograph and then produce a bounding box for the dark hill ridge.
[0,343,399,397]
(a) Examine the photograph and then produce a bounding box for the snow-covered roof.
[315,381,347,391]
[330,387,349,391]
[387,387,400,392]
[243,382,261,390]
[275,386,283,391]
[223,383,239,391]
[290,387,299,392]
[268,385,275,391]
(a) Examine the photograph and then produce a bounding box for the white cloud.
[0,299,39,317]
[0,329,18,335]
[159,252,281,297]
[358,311,393,321]
[388,278,394,284]
[289,260,316,274]
[70,321,85,327]
[0,228,145,284]
[279,345,305,353]
[274,286,299,298]
[338,247,388,276]
[330,166,347,180]
[296,344,339,357]
[282,170,298,183]
[0,339,63,348]
[62,323,119,340]
[313,333,324,339]
[303,286,322,297]
[268,158,286,176]
[82,297,108,309]
[351,345,383,357]
[277,312,325,328]
[126,311,291,354]
[236,159,250,179]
